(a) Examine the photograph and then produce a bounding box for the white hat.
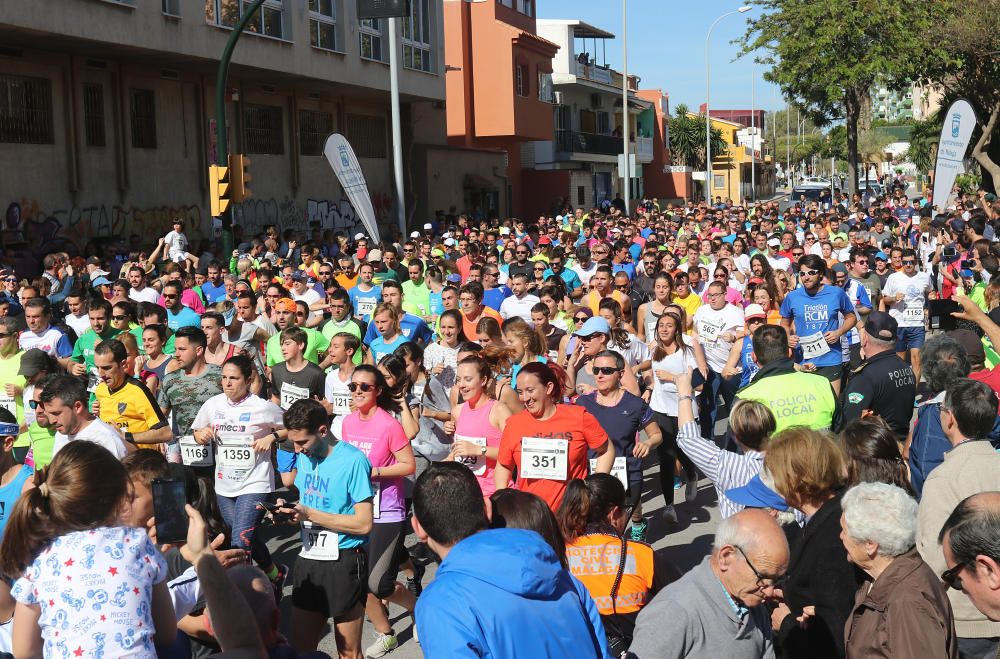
[500,227,511,235]
[354,232,365,241]
[410,231,421,238]
[444,238,456,247]
[744,304,767,320]
[423,223,433,230]
[366,249,383,263]
[442,232,452,239]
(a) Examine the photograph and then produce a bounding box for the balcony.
[574,61,615,86]
[635,136,653,161]
[556,129,621,156]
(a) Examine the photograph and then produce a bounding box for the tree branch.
[972,101,1000,186]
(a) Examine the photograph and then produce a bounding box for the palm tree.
[669,104,728,169]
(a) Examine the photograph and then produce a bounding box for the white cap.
[442,232,452,239]
[444,238,456,247]
[410,231,421,238]
[354,232,365,241]
[423,223,433,230]
[500,227,511,235]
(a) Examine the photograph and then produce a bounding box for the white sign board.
[932,100,977,211]
[324,133,381,243]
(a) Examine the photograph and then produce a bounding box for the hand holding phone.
[152,478,188,545]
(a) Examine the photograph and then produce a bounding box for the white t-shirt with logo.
[52,418,129,459]
[129,286,160,305]
[883,270,931,328]
[191,393,284,497]
[693,303,745,372]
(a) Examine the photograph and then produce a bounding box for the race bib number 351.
[520,437,569,480]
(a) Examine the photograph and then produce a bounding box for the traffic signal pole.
[214,0,267,258]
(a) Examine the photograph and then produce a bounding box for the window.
[713,175,725,189]
[129,89,156,149]
[162,0,180,16]
[402,0,432,72]
[596,112,610,135]
[497,0,533,16]
[515,64,527,97]
[537,72,553,103]
[0,75,54,144]
[360,19,384,62]
[83,84,106,147]
[345,113,386,158]
[206,0,284,39]
[577,186,585,207]
[309,0,336,51]
[245,104,284,154]
[299,109,333,156]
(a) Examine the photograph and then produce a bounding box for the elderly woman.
[906,335,971,498]
[841,482,958,658]
[765,427,863,659]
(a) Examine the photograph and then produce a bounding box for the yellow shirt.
[96,377,168,448]
[672,292,702,327]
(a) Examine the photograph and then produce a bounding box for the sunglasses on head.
[348,382,375,393]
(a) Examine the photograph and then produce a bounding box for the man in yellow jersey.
[93,338,171,448]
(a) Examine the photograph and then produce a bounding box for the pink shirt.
[157,290,206,314]
[455,399,503,496]
[341,407,410,523]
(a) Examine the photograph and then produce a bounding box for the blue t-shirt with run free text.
[294,440,373,549]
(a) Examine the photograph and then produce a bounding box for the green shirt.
[72,328,122,392]
[265,327,331,368]
[0,351,28,446]
[402,280,432,318]
[26,423,56,470]
[321,317,364,366]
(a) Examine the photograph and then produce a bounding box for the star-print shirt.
[12,525,167,658]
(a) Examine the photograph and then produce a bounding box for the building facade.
[0,0,449,267]
[695,114,775,204]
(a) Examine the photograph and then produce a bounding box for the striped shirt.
[676,420,763,519]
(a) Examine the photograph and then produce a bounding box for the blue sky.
[537,0,786,115]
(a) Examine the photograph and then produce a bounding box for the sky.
[536,0,786,115]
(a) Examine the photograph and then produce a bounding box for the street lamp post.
[705,6,751,205]
[622,0,630,215]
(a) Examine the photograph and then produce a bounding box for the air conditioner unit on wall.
[591,93,604,109]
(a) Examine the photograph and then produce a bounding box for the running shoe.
[365,631,399,658]
[406,560,426,598]
[661,504,678,525]
[629,519,648,543]
[685,477,699,503]
[673,476,682,490]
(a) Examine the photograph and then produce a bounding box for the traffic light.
[209,164,230,217]
[229,153,252,203]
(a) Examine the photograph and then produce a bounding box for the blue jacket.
[415,528,611,659]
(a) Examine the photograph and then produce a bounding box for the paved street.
[263,433,725,658]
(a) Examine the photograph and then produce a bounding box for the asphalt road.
[261,430,727,658]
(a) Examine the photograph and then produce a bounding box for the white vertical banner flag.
[324,133,381,243]
[932,100,978,211]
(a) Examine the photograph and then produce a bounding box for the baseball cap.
[744,304,767,321]
[17,349,54,378]
[725,473,789,511]
[431,249,445,258]
[274,297,296,312]
[410,231,421,238]
[423,223,433,230]
[864,311,897,341]
[874,251,888,262]
[767,237,781,247]
[90,276,112,288]
[444,238,456,247]
[90,268,111,279]
[500,227,511,236]
[538,236,552,245]
[574,317,611,338]
[947,328,986,366]
[831,263,849,277]
[354,232,366,241]
[366,249,383,263]
[291,271,308,282]
[446,273,462,284]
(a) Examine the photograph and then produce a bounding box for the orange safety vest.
[566,532,655,616]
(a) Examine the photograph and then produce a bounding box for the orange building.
[444,0,559,218]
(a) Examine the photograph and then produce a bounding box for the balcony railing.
[556,129,621,156]
[575,61,615,86]
[635,136,653,159]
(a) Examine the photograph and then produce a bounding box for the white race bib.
[455,434,487,476]
[330,392,352,416]
[699,318,726,343]
[179,434,212,468]
[800,332,831,360]
[372,481,381,520]
[590,456,628,488]
[904,301,923,323]
[0,393,15,418]
[519,437,569,480]
[300,521,340,561]
[86,367,100,394]
[279,383,310,410]
[357,299,377,317]
[216,433,256,472]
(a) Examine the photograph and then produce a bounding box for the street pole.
[388,17,406,238]
[785,101,790,188]
[621,0,629,215]
[705,6,751,205]
[750,70,755,203]
[214,0,268,258]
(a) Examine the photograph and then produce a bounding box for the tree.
[668,104,728,169]
[907,114,941,176]
[740,0,947,197]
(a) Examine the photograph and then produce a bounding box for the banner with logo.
[323,133,380,243]
[932,99,978,211]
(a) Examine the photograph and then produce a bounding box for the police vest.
[566,533,655,616]
[738,371,836,432]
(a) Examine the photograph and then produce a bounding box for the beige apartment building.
[0,0,450,264]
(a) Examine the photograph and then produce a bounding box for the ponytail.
[556,479,592,543]
[555,473,627,544]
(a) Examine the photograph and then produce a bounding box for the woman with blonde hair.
[475,315,504,349]
[764,427,861,659]
[502,317,547,387]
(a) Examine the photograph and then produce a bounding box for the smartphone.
[259,500,296,523]
[152,478,188,545]
[943,246,958,258]
[928,299,961,331]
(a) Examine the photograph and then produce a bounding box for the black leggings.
[653,411,697,502]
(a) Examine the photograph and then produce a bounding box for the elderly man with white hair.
[840,482,958,658]
[628,508,789,658]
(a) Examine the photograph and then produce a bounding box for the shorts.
[170,252,191,263]
[896,326,925,352]
[292,549,368,619]
[276,447,297,473]
[365,521,407,598]
[813,364,842,383]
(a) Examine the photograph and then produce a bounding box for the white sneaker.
[661,504,678,525]
[365,631,399,658]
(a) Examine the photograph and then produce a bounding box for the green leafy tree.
[668,104,728,169]
[740,0,947,197]
[906,115,941,176]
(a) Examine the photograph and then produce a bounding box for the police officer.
[736,324,838,433]
[838,311,916,439]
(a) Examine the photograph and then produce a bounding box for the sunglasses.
[941,562,968,591]
[516,251,528,256]
[403,248,414,253]
[29,400,41,409]
[593,366,621,376]
[902,260,916,265]
[319,270,333,276]
[348,382,375,393]
[533,266,546,272]
[574,316,588,323]
[0,332,11,339]
[112,315,128,321]
[799,269,819,277]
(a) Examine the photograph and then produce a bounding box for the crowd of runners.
[1,187,1000,658]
